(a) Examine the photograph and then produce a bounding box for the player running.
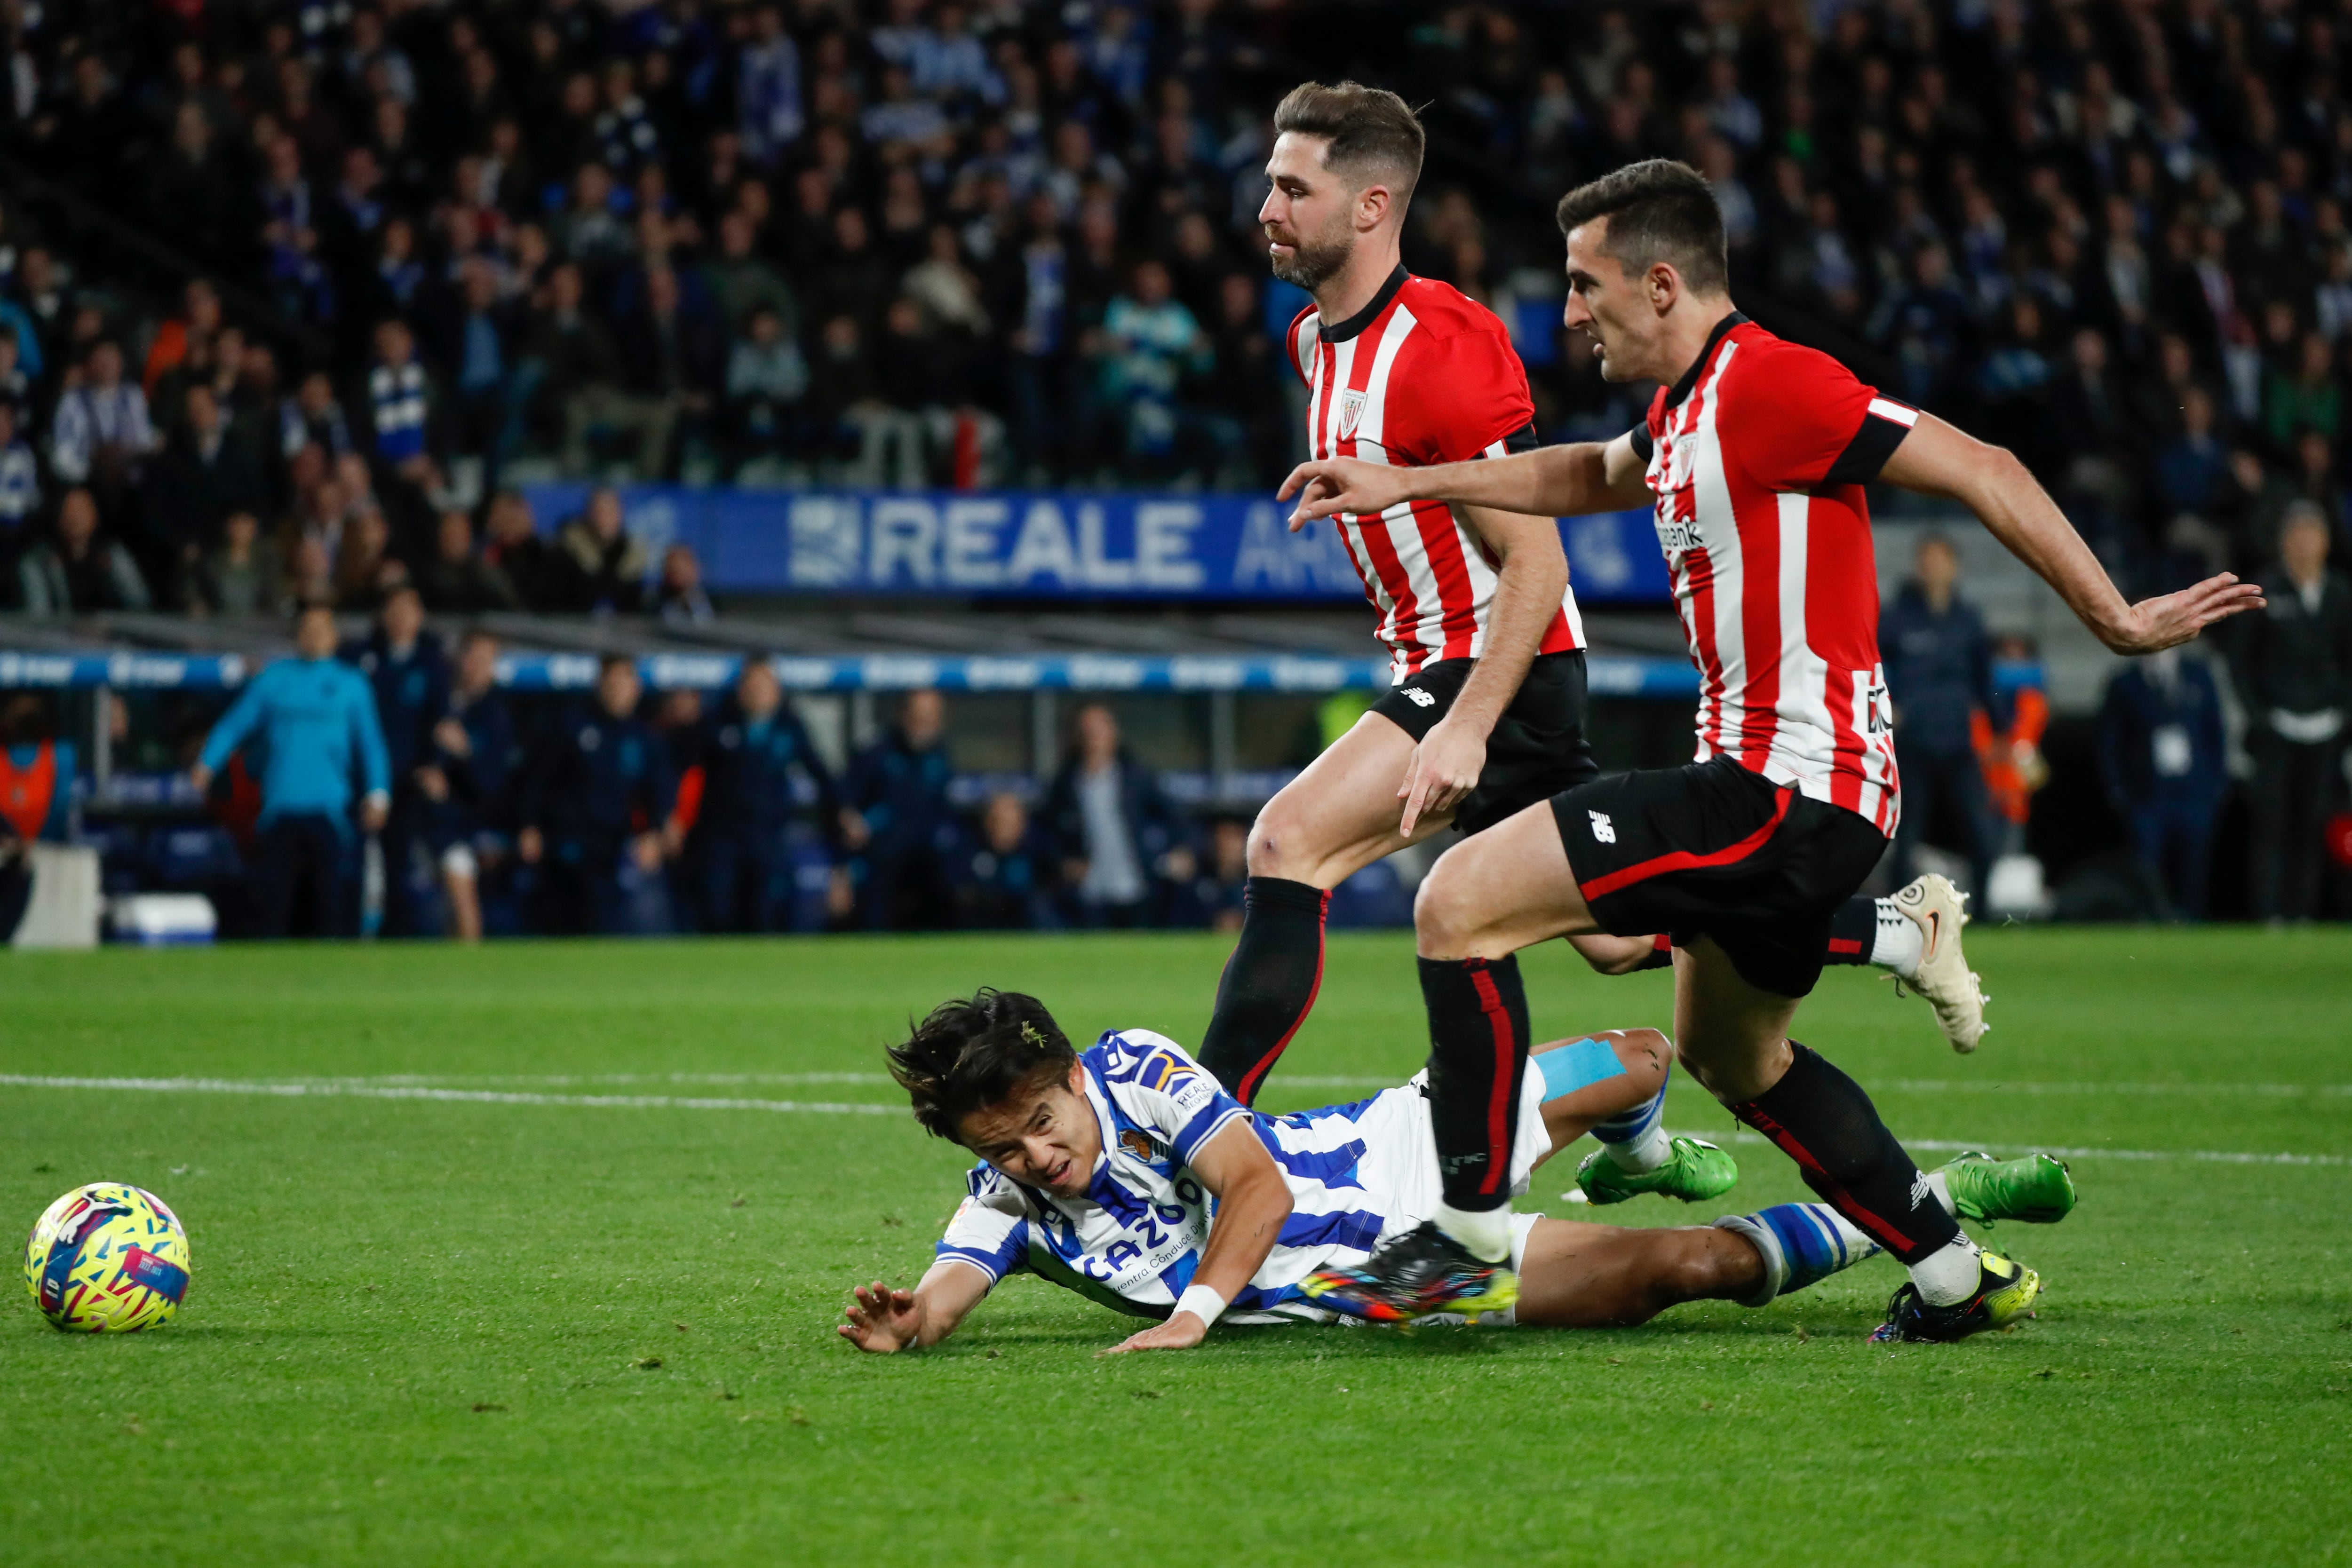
[1277,159,2259,1343]
[1202,85,1984,1157]
[837,990,2073,1354]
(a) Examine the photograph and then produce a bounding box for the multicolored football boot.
[1870,1251,2042,1344]
[1300,1221,1518,1323]
[1936,1151,2076,1226]
[1575,1135,1739,1205]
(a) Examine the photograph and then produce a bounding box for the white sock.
[1601,1119,1673,1175]
[1870,897,1924,979]
[1908,1234,1983,1306]
[1434,1202,1513,1264]
[1927,1169,1954,1215]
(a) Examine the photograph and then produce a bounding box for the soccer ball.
[22,1183,191,1333]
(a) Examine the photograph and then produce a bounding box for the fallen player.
[838,990,2072,1354]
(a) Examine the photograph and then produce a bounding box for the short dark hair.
[1272,80,1425,206]
[1555,158,1729,297]
[888,989,1076,1143]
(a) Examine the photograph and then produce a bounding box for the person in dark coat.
[420,629,522,942]
[2098,648,2231,920]
[344,584,450,936]
[954,790,1060,930]
[1040,701,1192,928]
[1882,533,2000,893]
[537,485,650,613]
[2233,503,2352,922]
[685,659,841,933]
[518,654,677,934]
[842,688,957,930]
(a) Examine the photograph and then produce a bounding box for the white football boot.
[1890,873,1987,1053]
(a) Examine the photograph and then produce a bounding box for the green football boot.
[1575,1136,1739,1205]
[1935,1151,2076,1226]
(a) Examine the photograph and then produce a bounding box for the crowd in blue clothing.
[180,590,1248,939]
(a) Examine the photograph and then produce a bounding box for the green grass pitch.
[2,928,2348,1567]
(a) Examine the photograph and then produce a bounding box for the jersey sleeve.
[934,1165,1030,1283]
[1386,324,1539,466]
[1719,342,1918,492]
[1099,1030,1250,1165]
[1283,307,1317,387]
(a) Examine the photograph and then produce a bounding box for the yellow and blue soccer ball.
[22,1183,191,1332]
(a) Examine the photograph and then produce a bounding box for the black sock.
[1726,1043,1960,1265]
[1196,877,1329,1105]
[1419,954,1531,1212]
[1823,896,1878,966]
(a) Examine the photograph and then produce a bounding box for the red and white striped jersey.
[1630,314,1914,832]
[1286,267,1585,682]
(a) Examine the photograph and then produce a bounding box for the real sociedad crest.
[1337,389,1366,440]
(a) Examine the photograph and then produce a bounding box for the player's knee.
[1245,806,1313,880]
[1412,854,1479,951]
[1614,1028,1672,1096]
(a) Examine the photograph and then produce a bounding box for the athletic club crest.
[1337,388,1367,440]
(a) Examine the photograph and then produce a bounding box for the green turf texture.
[3,928,2348,1567]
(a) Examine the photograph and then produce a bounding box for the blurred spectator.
[423,630,521,943]
[17,488,151,615]
[146,384,265,595]
[0,402,39,545]
[540,487,648,614]
[723,303,809,471]
[1188,815,1251,933]
[0,694,75,939]
[50,341,158,521]
[331,504,399,611]
[843,688,956,930]
[517,653,677,935]
[1097,259,1214,476]
[655,544,715,626]
[617,266,724,477]
[191,604,390,938]
[418,509,521,614]
[190,511,283,617]
[280,372,355,465]
[954,790,1058,930]
[358,318,438,485]
[1882,535,1997,894]
[2235,505,2352,924]
[443,261,520,473]
[347,585,451,938]
[1041,701,1192,927]
[683,659,841,933]
[2098,649,2230,922]
[479,490,548,608]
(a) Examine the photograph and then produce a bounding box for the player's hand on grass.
[1398,714,1486,836]
[2098,573,2267,654]
[839,1281,924,1353]
[1279,457,1410,527]
[1100,1310,1209,1356]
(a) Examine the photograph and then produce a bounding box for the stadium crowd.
[0,0,2345,933]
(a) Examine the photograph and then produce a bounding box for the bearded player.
[838,990,2072,1354]
[1199,83,1985,1223]
[1280,159,2261,1341]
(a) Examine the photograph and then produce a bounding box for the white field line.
[0,1074,2344,1166]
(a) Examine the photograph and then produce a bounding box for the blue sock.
[1589,1058,1670,1172]
[1752,1202,1881,1300]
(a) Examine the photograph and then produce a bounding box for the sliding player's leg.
[1197,712,1454,1105]
[1512,1204,1876,1328]
[1669,934,2040,1342]
[1525,1027,1736,1204]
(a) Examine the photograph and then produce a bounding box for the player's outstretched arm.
[1103,1118,1292,1355]
[838,1259,992,1354]
[1278,431,1649,528]
[1880,413,2265,653]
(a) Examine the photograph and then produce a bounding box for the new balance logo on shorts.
[1910,1171,1934,1210]
[1402,687,1436,708]
[1589,810,1616,844]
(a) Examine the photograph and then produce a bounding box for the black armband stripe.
[1821,397,1919,487]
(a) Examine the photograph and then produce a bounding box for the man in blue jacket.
[517,653,677,934]
[346,584,450,936]
[842,688,956,930]
[1041,701,1193,927]
[685,657,841,932]
[192,604,391,937]
[1881,534,1999,894]
[2098,648,2231,920]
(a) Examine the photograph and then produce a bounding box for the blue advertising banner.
[515,484,1675,604]
[0,647,1700,699]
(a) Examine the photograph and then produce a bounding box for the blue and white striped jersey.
[934,1029,1549,1324]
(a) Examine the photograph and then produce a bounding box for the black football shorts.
[1371,650,1598,837]
[1548,755,1887,998]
